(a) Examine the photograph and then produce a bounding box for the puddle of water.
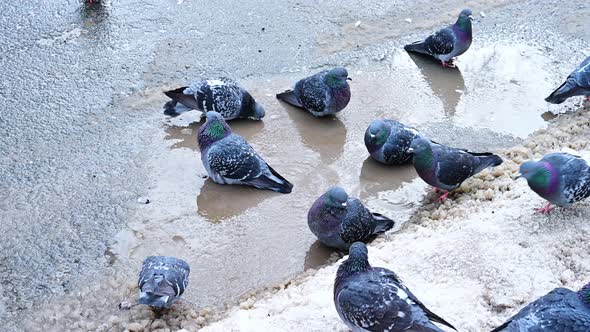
[23,40,563,330]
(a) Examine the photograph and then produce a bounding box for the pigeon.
[276,67,351,116]
[491,282,590,331]
[365,119,422,165]
[516,152,590,214]
[307,186,395,250]
[409,137,503,201]
[334,242,457,332]
[138,256,190,308]
[163,78,265,120]
[404,9,473,67]
[198,111,293,193]
[545,56,590,104]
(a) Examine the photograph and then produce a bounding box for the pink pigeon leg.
[535,202,555,214]
[437,191,450,202]
[585,95,590,101]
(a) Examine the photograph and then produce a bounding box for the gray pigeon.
[276,67,351,116]
[365,119,421,165]
[545,56,590,104]
[404,9,473,67]
[516,152,590,214]
[164,78,265,120]
[307,187,395,250]
[491,282,590,331]
[138,256,190,308]
[334,242,456,332]
[198,111,293,193]
[409,137,503,201]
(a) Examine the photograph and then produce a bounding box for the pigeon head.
[336,242,371,279]
[325,186,349,209]
[409,137,434,169]
[325,67,351,88]
[578,282,590,307]
[242,92,266,120]
[364,119,390,152]
[517,161,555,193]
[252,103,266,119]
[455,9,473,31]
[198,111,232,150]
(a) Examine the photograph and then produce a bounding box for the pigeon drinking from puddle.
[164,78,265,120]
[138,256,190,308]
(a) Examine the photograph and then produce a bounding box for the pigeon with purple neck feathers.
[334,242,457,332]
[198,111,293,193]
[276,67,351,116]
[138,256,190,308]
[545,56,590,104]
[404,9,473,67]
[491,282,590,331]
[409,137,503,201]
[307,187,394,250]
[365,119,422,165]
[516,152,590,214]
[164,78,265,120]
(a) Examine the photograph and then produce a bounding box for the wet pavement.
[1,0,589,330]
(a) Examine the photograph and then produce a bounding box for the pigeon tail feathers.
[164,87,201,110]
[404,41,430,55]
[474,154,503,174]
[247,166,293,194]
[545,80,578,104]
[276,90,303,108]
[371,213,395,234]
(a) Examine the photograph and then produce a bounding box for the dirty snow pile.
[203,105,590,332]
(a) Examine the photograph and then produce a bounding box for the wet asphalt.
[0,0,589,329]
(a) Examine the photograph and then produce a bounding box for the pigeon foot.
[437,191,450,202]
[535,202,554,215]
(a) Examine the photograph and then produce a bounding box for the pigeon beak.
[407,147,414,153]
[346,77,352,81]
[369,134,376,138]
[341,202,347,207]
[514,172,522,180]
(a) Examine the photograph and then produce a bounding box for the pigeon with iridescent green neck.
[409,137,503,201]
[334,242,457,332]
[164,78,265,120]
[276,67,351,116]
[138,256,190,308]
[516,152,590,214]
[404,9,473,67]
[307,187,394,250]
[364,119,422,165]
[491,282,590,331]
[545,56,590,104]
[198,111,293,193]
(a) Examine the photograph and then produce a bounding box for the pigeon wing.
[434,147,476,187]
[339,199,375,244]
[294,73,328,113]
[423,28,456,56]
[336,275,414,332]
[207,136,264,181]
